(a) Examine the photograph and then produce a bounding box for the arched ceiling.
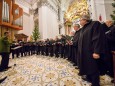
[24,0,37,5]
[23,0,73,8]
[19,0,88,22]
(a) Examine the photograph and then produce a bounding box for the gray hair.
[73,24,80,28]
[81,15,90,21]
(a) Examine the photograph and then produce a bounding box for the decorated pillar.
[64,21,72,35]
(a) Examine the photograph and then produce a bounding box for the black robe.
[73,29,81,46]
[106,25,115,51]
[78,21,102,75]
[98,23,113,76]
[70,29,81,65]
[102,25,115,77]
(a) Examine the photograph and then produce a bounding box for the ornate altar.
[64,0,88,35]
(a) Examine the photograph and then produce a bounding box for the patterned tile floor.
[0,55,114,86]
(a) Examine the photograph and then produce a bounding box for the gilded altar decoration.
[64,0,88,22]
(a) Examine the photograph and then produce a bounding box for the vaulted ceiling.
[23,0,73,6]
[24,0,37,5]
[22,0,75,13]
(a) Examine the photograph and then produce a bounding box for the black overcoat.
[78,21,102,75]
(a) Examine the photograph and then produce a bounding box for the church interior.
[0,0,115,86]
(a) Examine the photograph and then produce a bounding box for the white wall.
[16,0,34,41]
[88,0,114,21]
[39,6,48,39]
[95,0,106,21]
[18,14,34,40]
[104,0,114,20]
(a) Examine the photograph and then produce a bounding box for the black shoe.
[0,76,7,83]
[111,80,114,83]
[5,66,12,70]
[82,76,91,83]
[0,68,7,72]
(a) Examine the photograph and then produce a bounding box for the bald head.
[105,20,113,27]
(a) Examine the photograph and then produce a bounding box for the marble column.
[39,6,48,39]
[60,11,65,35]
[92,0,97,20]
[38,0,59,39]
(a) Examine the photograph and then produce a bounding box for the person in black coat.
[45,39,50,56]
[11,41,16,59]
[105,20,115,51]
[104,20,115,77]
[70,24,81,66]
[36,41,40,55]
[49,39,55,57]
[96,22,110,76]
[41,40,45,55]
[59,35,66,58]
[78,15,103,86]
[54,36,60,57]
[65,35,72,60]
[19,42,24,57]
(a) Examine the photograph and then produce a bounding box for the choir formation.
[0,15,115,86]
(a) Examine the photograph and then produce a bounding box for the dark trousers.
[12,51,15,59]
[0,52,10,70]
[87,72,100,86]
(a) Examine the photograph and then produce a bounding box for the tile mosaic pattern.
[0,55,114,86]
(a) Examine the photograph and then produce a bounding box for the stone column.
[38,0,59,39]
[39,6,48,39]
[90,0,97,20]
